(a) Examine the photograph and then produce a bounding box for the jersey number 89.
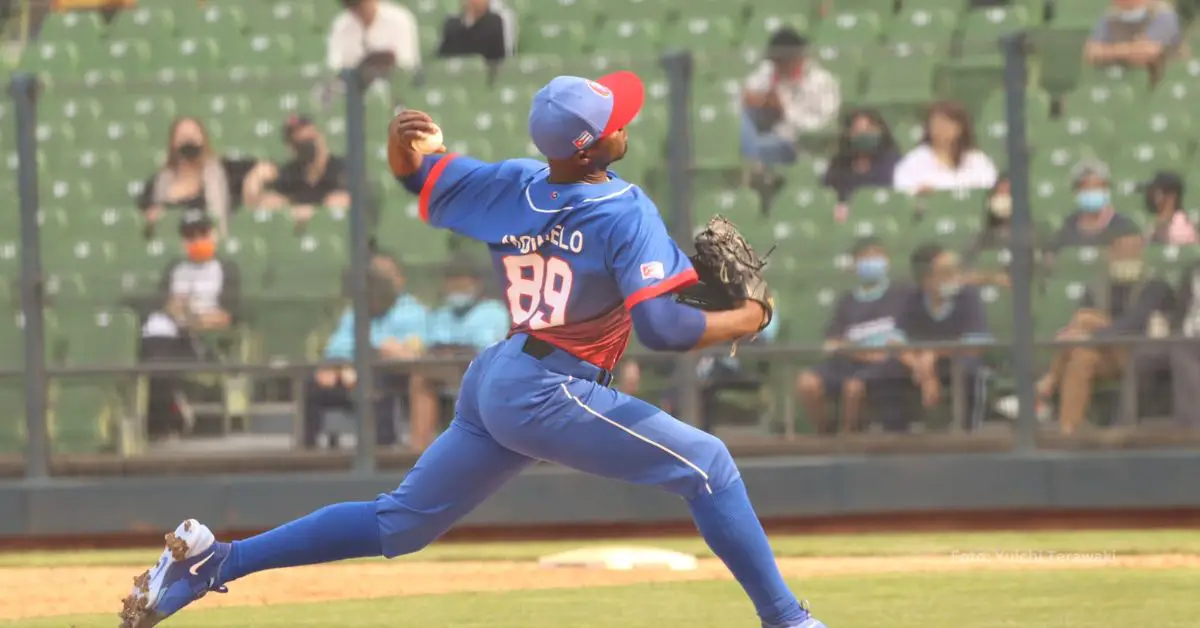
[502,254,573,329]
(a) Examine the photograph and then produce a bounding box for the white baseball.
[411,124,444,154]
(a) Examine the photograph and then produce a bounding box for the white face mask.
[1118,6,1148,22]
[989,195,1013,219]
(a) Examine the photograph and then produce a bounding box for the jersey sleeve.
[609,198,698,310]
[400,153,542,242]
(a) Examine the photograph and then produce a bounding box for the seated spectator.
[961,174,1033,288]
[1035,223,1174,434]
[741,28,840,204]
[138,210,241,441]
[437,0,511,63]
[1141,170,1198,245]
[1046,160,1139,255]
[619,312,781,427]
[796,237,913,434]
[305,263,428,450]
[1084,0,1183,83]
[896,243,993,431]
[137,116,263,235]
[244,115,350,221]
[893,101,997,195]
[328,0,420,72]
[822,108,902,209]
[408,264,509,448]
[1169,259,1200,428]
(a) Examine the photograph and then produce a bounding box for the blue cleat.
[119,519,230,628]
[763,602,828,628]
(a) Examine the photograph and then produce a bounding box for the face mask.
[849,132,881,152]
[988,194,1013,219]
[1076,189,1110,213]
[186,238,216,262]
[176,142,203,159]
[294,140,318,164]
[855,257,888,283]
[1109,259,1144,282]
[444,292,475,309]
[1118,7,1148,22]
[938,281,961,299]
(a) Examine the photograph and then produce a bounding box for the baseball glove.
[675,214,774,331]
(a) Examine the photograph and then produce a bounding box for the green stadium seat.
[222,34,297,70]
[36,10,104,43]
[522,21,590,55]
[157,36,222,73]
[863,46,937,104]
[811,44,864,95]
[661,16,740,52]
[531,0,600,23]
[243,1,317,35]
[592,19,662,54]
[744,13,811,50]
[60,308,140,368]
[888,8,957,51]
[935,56,1004,121]
[1110,140,1186,195]
[80,37,152,76]
[1032,27,1091,95]
[264,233,347,297]
[692,98,740,169]
[104,6,177,40]
[606,0,674,20]
[250,298,329,365]
[50,381,115,454]
[814,10,883,47]
[19,40,79,79]
[1049,0,1107,27]
[957,5,1031,57]
[976,88,1051,154]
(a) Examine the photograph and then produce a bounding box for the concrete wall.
[2,450,1199,538]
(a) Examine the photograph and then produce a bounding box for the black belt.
[520,336,614,387]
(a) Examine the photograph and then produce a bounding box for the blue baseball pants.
[220,334,808,626]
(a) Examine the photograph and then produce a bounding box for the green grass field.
[2,530,1197,627]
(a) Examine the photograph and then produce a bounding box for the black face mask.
[294,140,318,164]
[176,142,203,160]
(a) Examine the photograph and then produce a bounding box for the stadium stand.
[3,0,1200,451]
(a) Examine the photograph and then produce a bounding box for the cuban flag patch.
[640,261,665,281]
[572,130,594,149]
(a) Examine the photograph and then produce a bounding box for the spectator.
[1046,160,1139,254]
[962,174,1014,267]
[437,0,511,63]
[893,101,997,196]
[740,28,840,202]
[1035,223,1174,434]
[1169,259,1200,428]
[1141,170,1198,245]
[896,243,993,431]
[1084,0,1183,82]
[138,210,241,441]
[244,114,350,221]
[327,0,420,72]
[305,263,428,450]
[619,313,782,427]
[796,237,913,434]
[137,116,263,235]
[408,263,509,449]
[822,108,902,207]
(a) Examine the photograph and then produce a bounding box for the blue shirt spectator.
[425,265,510,353]
[324,293,428,360]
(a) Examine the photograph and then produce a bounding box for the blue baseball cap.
[528,71,645,160]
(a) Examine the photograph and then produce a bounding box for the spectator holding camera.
[328,0,420,72]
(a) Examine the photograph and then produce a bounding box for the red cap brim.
[597,71,644,138]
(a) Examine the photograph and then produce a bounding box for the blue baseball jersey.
[405,153,697,369]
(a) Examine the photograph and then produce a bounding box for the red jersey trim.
[418,153,460,223]
[623,268,699,310]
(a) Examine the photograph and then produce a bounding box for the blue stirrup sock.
[689,478,807,626]
[218,501,382,584]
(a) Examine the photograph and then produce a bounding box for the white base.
[538,546,699,571]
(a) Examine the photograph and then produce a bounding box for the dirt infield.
[1,554,1197,621]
